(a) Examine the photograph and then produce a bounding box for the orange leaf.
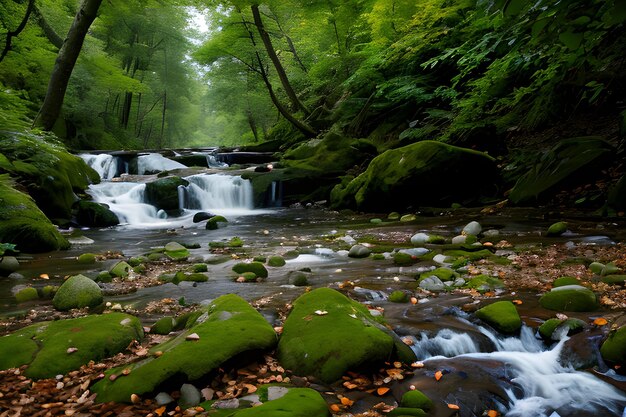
[343,382,358,390]
[487,410,499,417]
[447,403,460,410]
[593,317,608,326]
[340,397,354,406]
[512,299,523,305]
[376,387,390,396]
[155,406,167,416]
[330,404,341,412]
[435,370,443,381]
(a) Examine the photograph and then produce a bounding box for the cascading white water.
[79,154,120,180]
[137,153,187,174]
[86,173,257,228]
[414,325,626,416]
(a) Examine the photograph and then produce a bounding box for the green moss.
[267,256,286,267]
[232,388,331,417]
[206,216,228,230]
[291,273,309,287]
[133,265,146,273]
[74,201,119,227]
[401,390,433,411]
[92,295,277,403]
[475,301,521,333]
[96,271,113,283]
[553,276,580,287]
[400,214,417,222]
[419,267,456,282]
[386,407,427,417]
[388,212,400,220]
[546,222,568,237]
[191,263,208,273]
[443,249,493,261]
[389,290,409,303]
[53,274,103,311]
[0,174,70,253]
[110,261,131,278]
[151,317,176,335]
[277,288,415,383]
[15,287,39,303]
[148,252,165,262]
[539,285,598,312]
[164,242,190,261]
[538,318,585,339]
[602,275,626,284]
[77,253,97,264]
[394,252,418,266]
[0,313,142,379]
[600,326,626,364]
[232,262,268,279]
[173,272,208,284]
[128,257,143,267]
[589,261,605,275]
[40,285,56,299]
[464,275,505,292]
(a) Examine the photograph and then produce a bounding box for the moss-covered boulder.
[0,313,142,379]
[602,275,626,284]
[15,286,39,303]
[232,387,331,417]
[267,255,286,267]
[206,215,228,230]
[600,326,626,365]
[419,267,457,282]
[330,140,498,211]
[74,201,119,227]
[164,242,190,261]
[52,274,103,311]
[77,253,97,264]
[539,285,598,312]
[110,261,131,278]
[151,317,176,335]
[538,318,586,340]
[509,137,613,205]
[387,407,427,417]
[277,288,416,383]
[475,301,521,333]
[173,271,208,284]
[92,294,277,403]
[144,176,189,211]
[0,174,70,252]
[464,275,505,292]
[401,389,433,411]
[389,290,409,303]
[553,276,580,287]
[546,222,568,237]
[232,262,268,279]
[0,131,100,220]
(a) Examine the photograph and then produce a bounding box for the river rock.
[165,242,190,261]
[278,288,415,383]
[464,274,505,292]
[600,326,626,365]
[509,136,613,204]
[410,233,430,245]
[387,407,426,417]
[144,176,189,211]
[151,317,176,335]
[92,294,277,403]
[0,174,70,253]
[553,276,580,287]
[539,285,598,312]
[389,290,409,303]
[232,262,268,278]
[475,301,521,333]
[155,392,174,406]
[74,201,119,227]
[419,267,456,282]
[110,261,131,278]
[14,286,38,303]
[0,256,19,274]
[77,253,97,264]
[206,215,228,230]
[179,383,202,409]
[348,244,371,258]
[330,140,498,211]
[538,318,585,340]
[233,388,331,417]
[53,274,103,311]
[546,221,568,237]
[401,389,433,411]
[192,212,215,223]
[602,275,626,284]
[419,276,445,292]
[451,235,467,245]
[0,313,142,379]
[267,255,286,267]
[462,221,482,236]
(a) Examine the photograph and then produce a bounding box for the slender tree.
[33,0,103,131]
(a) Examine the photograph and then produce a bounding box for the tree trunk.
[0,0,35,63]
[246,110,259,142]
[33,4,63,49]
[33,0,103,131]
[251,4,309,116]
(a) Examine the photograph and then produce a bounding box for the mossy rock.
[151,317,176,335]
[277,288,416,383]
[388,212,400,220]
[148,252,165,262]
[128,257,143,267]
[191,263,208,273]
[400,214,417,222]
[206,216,228,230]
[348,244,371,258]
[330,140,498,211]
[267,256,286,267]
[0,131,100,220]
[232,262,268,279]
[600,326,626,364]
[538,318,586,340]
[464,275,505,292]
[40,285,56,299]
[401,390,433,411]
[443,249,493,261]
[370,218,382,224]
[419,267,456,282]
[15,286,38,303]
[53,274,103,311]
[96,271,113,283]
[553,276,580,287]
[110,261,131,278]
[164,242,190,261]
[231,388,331,417]
[546,222,568,237]
[144,176,189,211]
[589,261,605,275]
[0,313,143,379]
[0,174,70,253]
[602,275,626,284]
[386,407,427,417]
[475,301,521,333]
[236,272,258,282]
[0,255,20,274]
[77,253,97,264]
[133,265,146,274]
[290,272,309,287]
[228,237,244,248]
[74,201,119,227]
[394,252,418,266]
[509,137,613,205]
[173,272,208,284]
[389,290,409,303]
[91,294,277,403]
[539,285,598,312]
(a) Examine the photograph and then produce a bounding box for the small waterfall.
[409,328,481,359]
[267,180,283,207]
[184,174,253,210]
[79,154,121,180]
[205,153,229,168]
[87,182,162,224]
[137,153,187,174]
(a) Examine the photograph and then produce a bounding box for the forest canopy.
[1,0,625,151]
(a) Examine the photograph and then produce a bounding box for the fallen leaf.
[340,396,354,406]
[186,333,200,341]
[447,403,460,410]
[411,362,424,368]
[343,382,358,390]
[593,317,608,326]
[39,274,49,280]
[330,404,341,412]
[66,347,78,354]
[512,299,523,305]
[435,370,443,381]
[376,387,390,396]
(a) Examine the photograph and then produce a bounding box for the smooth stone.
[192,212,215,223]
[0,256,20,274]
[179,383,202,408]
[410,233,430,245]
[463,221,482,236]
[52,274,103,311]
[155,392,174,405]
[8,272,24,280]
[432,254,451,264]
[451,235,467,245]
[546,221,568,237]
[399,248,429,257]
[419,276,445,291]
[348,244,371,258]
[483,229,500,237]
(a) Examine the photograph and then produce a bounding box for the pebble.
[155,392,174,405]
[180,383,202,408]
[186,333,200,341]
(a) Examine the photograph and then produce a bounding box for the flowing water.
[4,153,626,416]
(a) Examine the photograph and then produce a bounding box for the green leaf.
[559,31,583,50]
